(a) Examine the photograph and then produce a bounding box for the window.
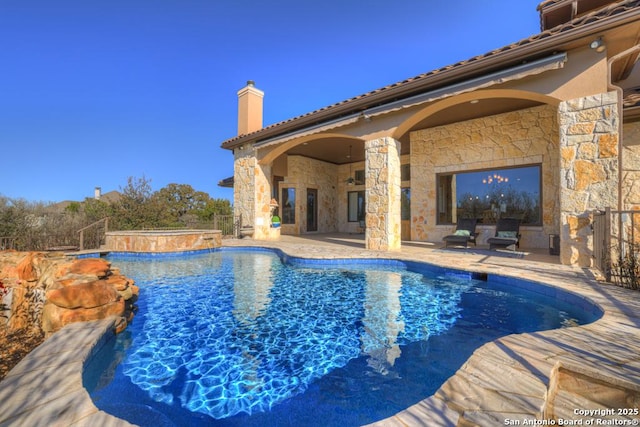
[436,165,541,225]
[354,170,365,185]
[272,176,284,216]
[401,164,411,182]
[348,191,365,222]
[281,188,296,224]
[401,188,411,220]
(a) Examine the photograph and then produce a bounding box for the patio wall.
[409,104,560,249]
[623,122,640,210]
[279,155,339,234]
[558,92,619,266]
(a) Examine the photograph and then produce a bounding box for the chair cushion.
[454,230,471,237]
[497,231,517,238]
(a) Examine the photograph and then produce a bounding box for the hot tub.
[104,230,222,253]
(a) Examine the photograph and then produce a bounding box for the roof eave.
[220,3,640,151]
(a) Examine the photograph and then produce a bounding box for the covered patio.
[221,0,640,269]
[227,232,563,267]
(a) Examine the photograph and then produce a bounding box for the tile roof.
[221,0,640,149]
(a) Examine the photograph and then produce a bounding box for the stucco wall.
[410,104,560,249]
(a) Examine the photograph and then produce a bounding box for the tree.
[153,183,205,223]
[64,202,81,214]
[83,198,114,223]
[152,183,233,226]
[113,176,163,229]
[198,198,233,221]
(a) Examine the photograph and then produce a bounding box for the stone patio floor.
[1,233,640,426]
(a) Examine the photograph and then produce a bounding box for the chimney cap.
[247,80,255,87]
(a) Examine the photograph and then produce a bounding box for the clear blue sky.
[1,0,542,203]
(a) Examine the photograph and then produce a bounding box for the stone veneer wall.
[234,145,272,239]
[559,92,618,266]
[622,122,640,209]
[234,145,256,229]
[279,155,338,234]
[104,230,222,253]
[365,137,401,251]
[622,124,640,244]
[337,160,366,234]
[410,104,560,249]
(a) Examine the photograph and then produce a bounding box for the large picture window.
[348,191,365,222]
[281,188,296,224]
[436,165,541,225]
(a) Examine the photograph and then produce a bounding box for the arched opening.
[257,133,367,236]
[393,89,561,141]
[390,89,562,247]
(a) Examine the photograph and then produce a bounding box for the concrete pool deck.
[1,234,640,426]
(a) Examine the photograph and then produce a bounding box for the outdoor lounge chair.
[487,218,521,251]
[443,217,478,248]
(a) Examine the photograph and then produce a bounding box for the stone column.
[365,137,402,251]
[558,92,619,266]
[233,144,272,239]
[253,162,272,240]
[234,144,256,228]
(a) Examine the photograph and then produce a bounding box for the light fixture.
[590,37,605,53]
[346,145,355,185]
[470,99,479,104]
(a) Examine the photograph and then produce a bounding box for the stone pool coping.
[1,236,640,426]
[0,317,134,426]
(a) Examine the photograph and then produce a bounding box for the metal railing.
[213,214,241,237]
[76,215,242,251]
[592,208,612,281]
[78,217,110,251]
[141,215,241,237]
[592,208,640,283]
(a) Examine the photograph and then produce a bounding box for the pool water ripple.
[85,249,599,427]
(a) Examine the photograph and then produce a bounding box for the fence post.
[605,207,612,282]
[79,230,85,251]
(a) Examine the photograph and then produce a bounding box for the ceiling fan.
[345,145,355,185]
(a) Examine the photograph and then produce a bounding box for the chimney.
[94,187,101,200]
[237,80,264,135]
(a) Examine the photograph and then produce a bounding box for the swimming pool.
[83,248,602,427]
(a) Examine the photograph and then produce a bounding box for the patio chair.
[487,218,521,251]
[443,217,478,248]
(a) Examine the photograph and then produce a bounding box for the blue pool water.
[84,249,601,427]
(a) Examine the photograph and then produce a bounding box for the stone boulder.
[55,257,111,279]
[46,281,119,309]
[0,251,136,337]
[42,299,125,333]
